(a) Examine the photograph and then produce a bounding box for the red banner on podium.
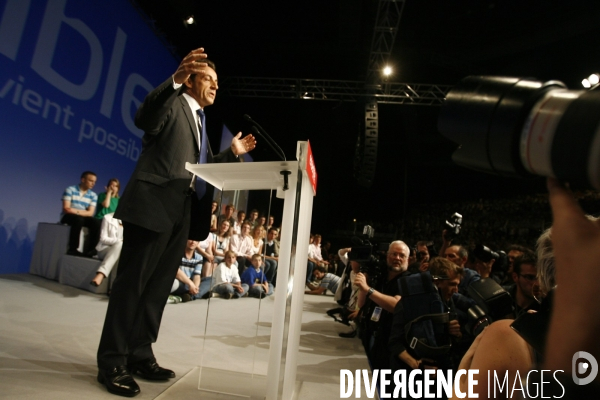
[306,141,318,195]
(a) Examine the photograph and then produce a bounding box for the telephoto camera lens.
[438,76,600,189]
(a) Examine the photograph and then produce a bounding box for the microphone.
[244,114,286,161]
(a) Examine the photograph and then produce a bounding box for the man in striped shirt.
[61,171,101,257]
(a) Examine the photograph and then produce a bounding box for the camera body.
[465,278,514,337]
[347,226,388,284]
[444,212,463,241]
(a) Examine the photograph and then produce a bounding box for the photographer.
[388,257,464,400]
[354,241,410,373]
[504,250,540,318]
[389,258,464,370]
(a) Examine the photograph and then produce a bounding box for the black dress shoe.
[97,366,140,397]
[66,249,84,257]
[128,359,175,381]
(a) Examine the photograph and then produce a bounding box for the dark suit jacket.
[115,77,238,239]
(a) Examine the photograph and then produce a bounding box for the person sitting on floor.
[197,232,215,278]
[241,254,273,298]
[305,266,340,295]
[212,250,248,299]
[90,213,123,287]
[170,239,212,302]
[212,219,231,265]
[229,222,253,275]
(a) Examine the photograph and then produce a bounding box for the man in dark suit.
[96,48,256,397]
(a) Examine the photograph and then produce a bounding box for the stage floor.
[0,274,369,399]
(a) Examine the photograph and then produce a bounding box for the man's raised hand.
[173,48,209,85]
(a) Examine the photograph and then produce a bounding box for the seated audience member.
[170,240,212,302]
[248,226,265,269]
[245,209,259,228]
[305,266,340,295]
[232,210,246,235]
[210,201,219,232]
[94,178,120,220]
[61,171,101,257]
[505,250,540,318]
[217,204,236,234]
[212,251,248,299]
[263,227,280,285]
[90,213,123,287]
[241,254,273,298]
[230,222,253,275]
[197,233,215,278]
[212,219,231,265]
[266,215,276,232]
[307,234,329,284]
[256,215,267,238]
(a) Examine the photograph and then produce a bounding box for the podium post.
[185,141,317,399]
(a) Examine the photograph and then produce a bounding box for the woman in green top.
[95,178,120,219]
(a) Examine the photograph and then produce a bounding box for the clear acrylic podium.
[185,141,317,399]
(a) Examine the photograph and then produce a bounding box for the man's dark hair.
[314,266,326,274]
[507,244,529,253]
[268,227,278,234]
[513,250,537,275]
[189,59,216,83]
[80,171,96,179]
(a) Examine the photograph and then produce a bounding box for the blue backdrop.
[0,0,179,273]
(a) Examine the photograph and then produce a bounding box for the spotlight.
[588,73,599,85]
[184,16,194,25]
[383,66,392,76]
[582,79,591,88]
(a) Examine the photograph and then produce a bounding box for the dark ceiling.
[133,0,600,233]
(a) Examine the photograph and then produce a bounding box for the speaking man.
[96,48,256,397]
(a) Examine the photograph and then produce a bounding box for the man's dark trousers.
[60,214,101,253]
[96,196,190,369]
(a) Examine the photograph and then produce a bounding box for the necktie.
[195,108,208,198]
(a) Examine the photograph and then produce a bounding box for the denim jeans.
[213,282,249,298]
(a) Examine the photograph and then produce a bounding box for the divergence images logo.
[572,351,598,385]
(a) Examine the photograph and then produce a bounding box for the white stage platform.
[0,274,369,400]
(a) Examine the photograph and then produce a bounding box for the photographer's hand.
[545,178,600,371]
[439,229,451,256]
[353,272,369,292]
[399,350,421,370]
[448,319,462,338]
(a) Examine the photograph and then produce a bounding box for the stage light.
[582,78,591,88]
[184,16,194,25]
[588,73,599,85]
[383,66,392,76]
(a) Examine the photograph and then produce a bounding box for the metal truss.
[220,76,452,105]
[366,0,406,84]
